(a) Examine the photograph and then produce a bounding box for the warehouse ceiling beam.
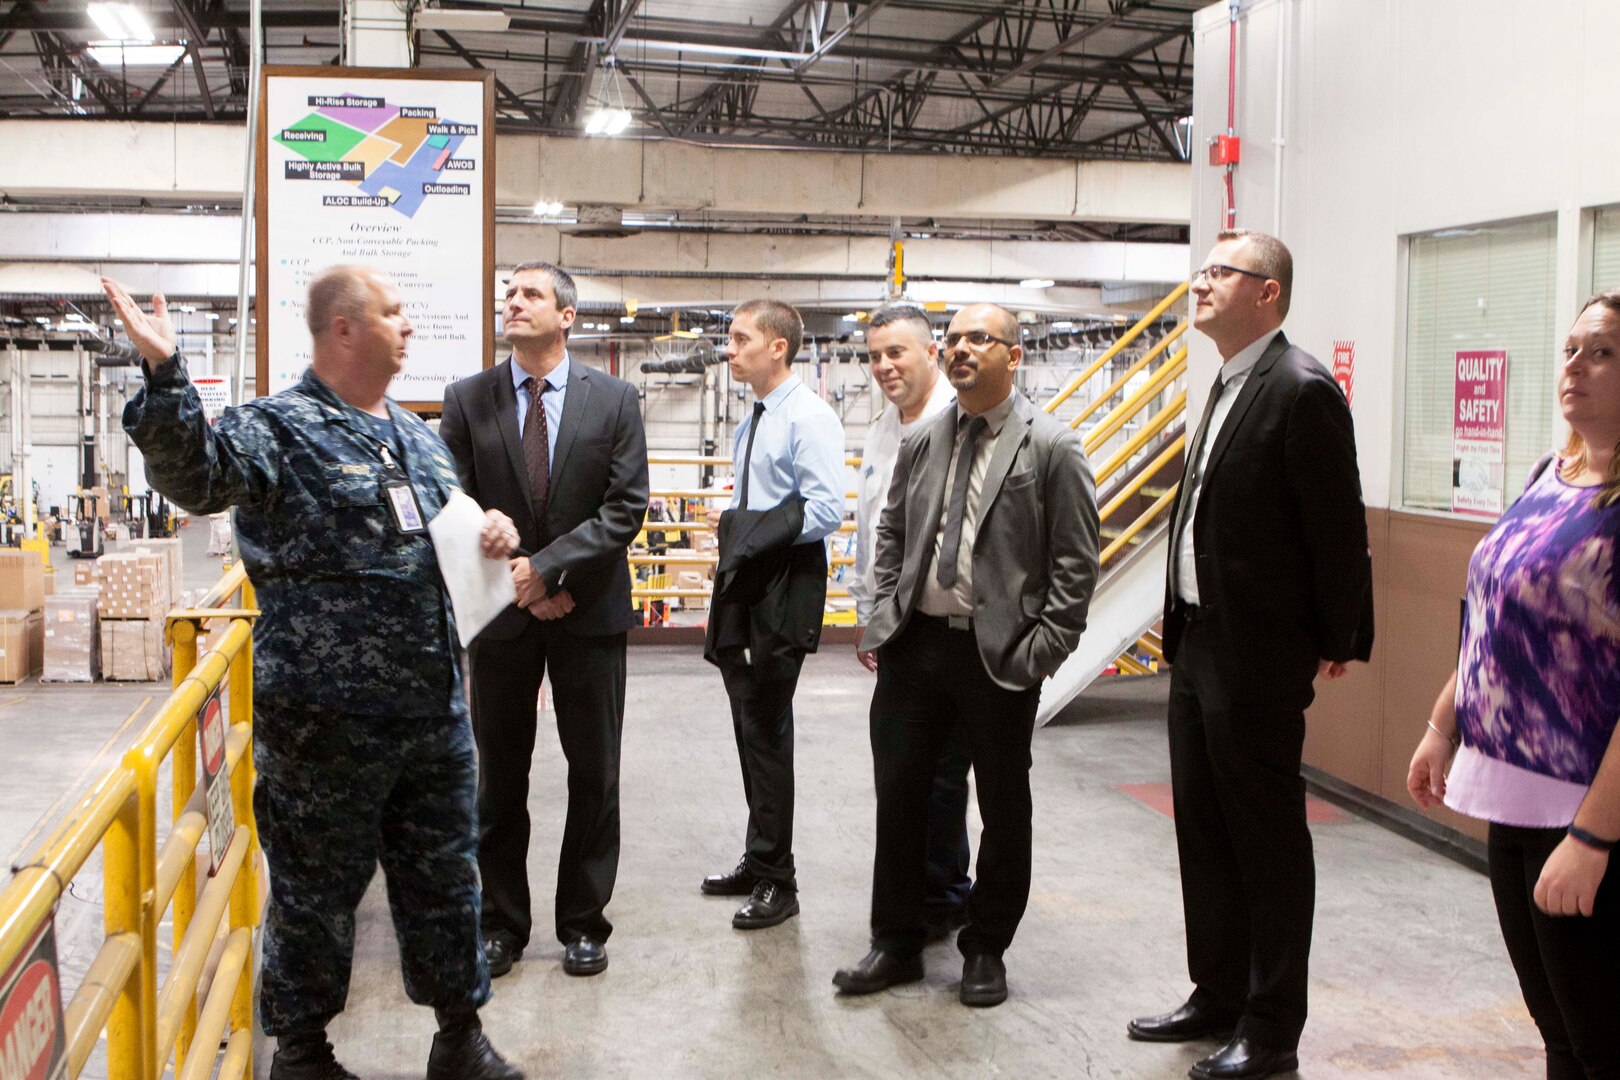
[434,29,547,127]
[982,0,1148,91]
[792,0,892,72]
[165,0,217,117]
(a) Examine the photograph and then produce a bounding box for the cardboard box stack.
[95,552,172,680]
[0,551,48,684]
[0,609,43,684]
[73,560,96,586]
[101,619,167,682]
[43,589,100,682]
[133,539,185,610]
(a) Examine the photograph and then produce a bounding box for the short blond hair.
[306,265,381,335]
[1217,228,1293,318]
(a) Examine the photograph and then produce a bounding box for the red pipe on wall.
[1224,2,1239,228]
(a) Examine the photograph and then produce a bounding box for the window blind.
[1402,217,1556,513]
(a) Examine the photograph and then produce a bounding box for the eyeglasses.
[1192,263,1270,285]
[943,330,1017,350]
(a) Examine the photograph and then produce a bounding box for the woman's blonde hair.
[1558,290,1620,507]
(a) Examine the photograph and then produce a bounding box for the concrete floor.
[0,530,1543,1078]
[331,654,1536,1080]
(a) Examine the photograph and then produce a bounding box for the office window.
[1592,204,1620,293]
[1403,217,1556,514]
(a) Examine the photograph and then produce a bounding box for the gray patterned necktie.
[937,414,989,590]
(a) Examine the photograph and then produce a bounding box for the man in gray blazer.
[833,303,1100,1007]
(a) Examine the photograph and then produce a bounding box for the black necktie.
[738,401,766,508]
[1172,372,1226,591]
[523,376,555,532]
[936,414,989,590]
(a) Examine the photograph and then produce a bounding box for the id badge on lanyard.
[378,443,428,535]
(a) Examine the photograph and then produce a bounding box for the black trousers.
[925,724,973,911]
[469,621,627,947]
[1168,613,1315,1048]
[727,665,803,886]
[1488,823,1620,1079]
[870,615,1039,958]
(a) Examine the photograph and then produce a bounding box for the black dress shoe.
[732,879,799,929]
[701,858,758,896]
[1127,1001,1239,1043]
[426,1029,525,1080]
[270,1035,359,1080]
[563,936,608,976]
[1189,1035,1299,1080]
[958,953,1007,1007]
[483,937,522,979]
[832,949,925,995]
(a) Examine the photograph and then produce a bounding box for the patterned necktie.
[936,414,989,590]
[738,401,766,508]
[523,375,555,533]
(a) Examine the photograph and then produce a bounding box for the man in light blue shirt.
[700,298,845,930]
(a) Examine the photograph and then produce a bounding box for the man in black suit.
[832,303,1099,1008]
[1127,231,1373,1080]
[440,261,649,979]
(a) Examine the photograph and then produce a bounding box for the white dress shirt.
[1175,329,1279,605]
[848,378,956,625]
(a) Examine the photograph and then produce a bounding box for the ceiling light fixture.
[617,38,825,64]
[88,2,153,41]
[87,41,187,66]
[412,7,510,32]
[1020,278,1055,289]
[583,57,635,137]
[533,199,566,217]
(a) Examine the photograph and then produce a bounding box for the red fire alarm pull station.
[1208,134,1242,166]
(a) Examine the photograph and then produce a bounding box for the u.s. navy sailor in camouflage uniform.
[104,267,527,1080]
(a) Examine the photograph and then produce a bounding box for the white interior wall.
[1191,0,1620,511]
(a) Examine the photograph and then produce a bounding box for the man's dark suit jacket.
[1161,331,1374,688]
[703,498,828,691]
[440,356,649,638]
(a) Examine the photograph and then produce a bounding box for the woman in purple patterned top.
[1408,293,1620,1080]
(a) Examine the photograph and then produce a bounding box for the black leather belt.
[918,612,974,632]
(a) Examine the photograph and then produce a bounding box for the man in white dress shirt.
[848,302,970,936]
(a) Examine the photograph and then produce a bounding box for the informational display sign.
[257,67,495,408]
[0,921,67,1080]
[1452,348,1508,517]
[1331,339,1355,405]
[197,687,236,875]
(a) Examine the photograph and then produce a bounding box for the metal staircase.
[1037,281,1190,725]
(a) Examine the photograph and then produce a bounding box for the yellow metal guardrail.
[0,563,261,1080]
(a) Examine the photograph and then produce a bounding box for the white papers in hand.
[429,489,518,648]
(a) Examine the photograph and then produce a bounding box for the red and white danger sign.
[0,921,67,1080]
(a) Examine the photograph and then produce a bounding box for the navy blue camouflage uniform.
[123,354,490,1036]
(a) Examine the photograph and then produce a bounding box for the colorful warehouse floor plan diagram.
[274,93,477,218]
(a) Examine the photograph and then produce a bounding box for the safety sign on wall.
[1331,340,1355,405]
[192,375,230,423]
[0,920,67,1080]
[1452,349,1508,517]
[198,687,236,874]
[258,66,496,407]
